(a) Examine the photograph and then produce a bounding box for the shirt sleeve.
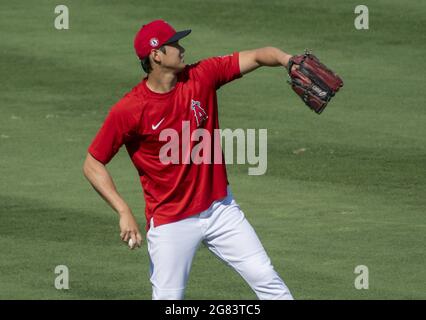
[192,52,242,89]
[88,98,141,164]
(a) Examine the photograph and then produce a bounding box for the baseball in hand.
[128,238,135,249]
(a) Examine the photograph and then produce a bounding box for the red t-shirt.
[88,52,242,229]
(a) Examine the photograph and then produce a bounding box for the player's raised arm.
[238,47,293,75]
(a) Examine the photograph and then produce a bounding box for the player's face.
[161,41,186,72]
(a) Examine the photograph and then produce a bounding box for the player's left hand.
[286,51,343,114]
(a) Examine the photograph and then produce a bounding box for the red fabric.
[88,52,242,230]
[134,20,177,59]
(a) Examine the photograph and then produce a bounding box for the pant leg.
[202,195,294,300]
[147,216,203,300]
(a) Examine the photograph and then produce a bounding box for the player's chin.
[174,62,186,72]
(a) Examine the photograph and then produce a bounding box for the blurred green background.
[0,0,425,299]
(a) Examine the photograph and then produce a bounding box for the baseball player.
[83,19,294,300]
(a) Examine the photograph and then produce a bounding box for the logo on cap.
[150,38,159,47]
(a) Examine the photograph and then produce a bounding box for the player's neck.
[146,69,178,94]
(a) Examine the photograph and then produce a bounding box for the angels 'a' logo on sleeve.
[190,99,208,127]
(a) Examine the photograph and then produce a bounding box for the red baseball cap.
[134,20,191,60]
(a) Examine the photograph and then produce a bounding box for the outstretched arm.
[83,153,142,249]
[239,47,293,75]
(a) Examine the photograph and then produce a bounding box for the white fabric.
[146,188,293,300]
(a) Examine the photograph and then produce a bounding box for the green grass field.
[1,0,425,299]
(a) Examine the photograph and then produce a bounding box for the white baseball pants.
[146,188,293,300]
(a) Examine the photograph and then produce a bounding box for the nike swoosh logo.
[152,117,165,130]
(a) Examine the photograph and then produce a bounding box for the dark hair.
[140,46,167,74]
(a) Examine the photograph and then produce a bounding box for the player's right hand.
[119,212,142,249]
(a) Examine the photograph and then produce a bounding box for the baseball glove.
[287,51,343,114]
